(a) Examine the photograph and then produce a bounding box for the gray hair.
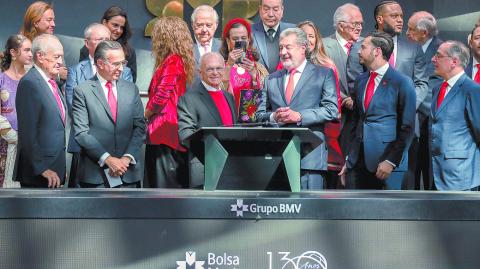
[413,11,438,38]
[32,34,62,62]
[191,5,219,24]
[199,52,224,68]
[260,0,283,6]
[333,3,361,29]
[444,40,470,69]
[279,28,310,57]
[84,23,110,39]
[93,40,122,64]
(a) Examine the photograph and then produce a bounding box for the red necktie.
[436,81,449,109]
[345,42,353,55]
[474,64,480,83]
[48,79,65,124]
[388,51,395,68]
[364,72,378,111]
[285,68,297,104]
[105,81,117,123]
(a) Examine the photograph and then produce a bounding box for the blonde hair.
[20,1,53,41]
[297,21,336,69]
[151,16,195,84]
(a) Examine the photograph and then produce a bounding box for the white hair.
[333,3,361,29]
[191,5,219,24]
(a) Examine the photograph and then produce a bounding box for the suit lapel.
[80,60,94,81]
[465,60,473,78]
[278,69,287,105]
[91,76,115,122]
[366,68,392,115]
[290,62,314,104]
[253,23,269,69]
[116,80,128,125]
[436,74,466,115]
[32,67,66,126]
[199,85,223,125]
[357,73,369,113]
[224,92,236,123]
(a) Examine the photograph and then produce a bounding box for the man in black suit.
[406,11,443,190]
[15,34,67,188]
[177,52,236,188]
[466,24,480,83]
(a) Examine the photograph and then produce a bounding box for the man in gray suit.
[191,5,221,65]
[252,0,295,73]
[430,41,480,190]
[72,41,145,188]
[65,23,133,186]
[256,28,338,190]
[323,3,364,156]
[406,11,443,190]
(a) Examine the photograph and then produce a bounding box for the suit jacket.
[465,57,479,79]
[347,36,428,109]
[14,66,67,186]
[430,73,480,190]
[193,38,222,66]
[252,21,295,71]
[346,67,416,173]
[65,59,133,152]
[72,76,145,185]
[256,61,338,170]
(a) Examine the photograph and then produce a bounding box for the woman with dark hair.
[79,6,137,82]
[0,35,32,188]
[143,17,195,188]
[220,18,268,122]
[297,20,344,189]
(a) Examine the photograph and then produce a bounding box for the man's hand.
[338,164,347,187]
[41,169,61,188]
[341,97,354,110]
[376,161,394,180]
[274,107,301,124]
[144,109,154,120]
[105,156,128,177]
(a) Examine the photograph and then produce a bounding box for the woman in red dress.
[144,17,195,188]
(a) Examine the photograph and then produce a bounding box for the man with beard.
[346,1,428,189]
[340,32,416,190]
[256,27,338,190]
[466,24,480,84]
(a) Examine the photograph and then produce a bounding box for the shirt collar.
[473,56,479,66]
[372,62,390,76]
[97,73,116,88]
[288,59,307,74]
[263,23,280,34]
[422,37,433,53]
[446,71,465,87]
[33,64,53,81]
[201,81,221,92]
[335,31,349,47]
[195,37,212,48]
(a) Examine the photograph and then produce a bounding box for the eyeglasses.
[341,21,363,29]
[105,59,128,69]
[433,52,451,59]
[205,67,225,74]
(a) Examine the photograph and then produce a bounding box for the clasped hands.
[105,156,131,177]
[273,107,302,124]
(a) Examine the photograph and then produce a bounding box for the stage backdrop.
[0,0,479,93]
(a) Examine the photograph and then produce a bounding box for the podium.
[186,127,322,192]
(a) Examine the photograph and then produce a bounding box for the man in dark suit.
[430,41,480,190]
[15,34,67,188]
[256,28,338,190]
[177,52,236,188]
[466,24,480,83]
[406,11,443,190]
[65,23,133,186]
[252,0,295,73]
[323,3,364,156]
[346,1,428,189]
[72,41,145,188]
[191,5,221,65]
[340,32,416,190]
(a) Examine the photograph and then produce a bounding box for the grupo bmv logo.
[176,250,240,269]
[230,199,302,218]
[176,251,205,269]
[267,251,327,269]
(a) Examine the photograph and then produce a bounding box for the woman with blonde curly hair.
[144,16,195,188]
[298,20,344,189]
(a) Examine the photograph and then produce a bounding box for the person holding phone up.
[220,18,269,122]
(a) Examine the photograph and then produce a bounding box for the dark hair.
[373,0,399,29]
[220,21,260,62]
[471,24,480,37]
[94,40,123,65]
[367,31,394,61]
[101,6,133,57]
[1,34,28,71]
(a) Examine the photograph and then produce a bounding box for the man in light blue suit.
[430,41,480,191]
[65,23,132,186]
[252,0,294,73]
[256,28,338,190]
[191,5,221,66]
[340,32,416,190]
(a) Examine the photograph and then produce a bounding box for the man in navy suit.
[466,24,480,84]
[340,32,416,190]
[65,23,132,186]
[405,11,443,190]
[191,5,221,65]
[15,34,67,188]
[252,0,294,73]
[430,41,480,191]
[256,28,338,190]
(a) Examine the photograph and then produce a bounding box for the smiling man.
[256,27,338,190]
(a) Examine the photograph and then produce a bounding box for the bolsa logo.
[177,251,205,269]
[267,251,327,269]
[230,199,302,218]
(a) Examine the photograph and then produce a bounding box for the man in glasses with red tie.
[430,41,480,191]
[340,32,416,190]
[72,41,145,188]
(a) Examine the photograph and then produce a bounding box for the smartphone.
[234,40,247,64]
